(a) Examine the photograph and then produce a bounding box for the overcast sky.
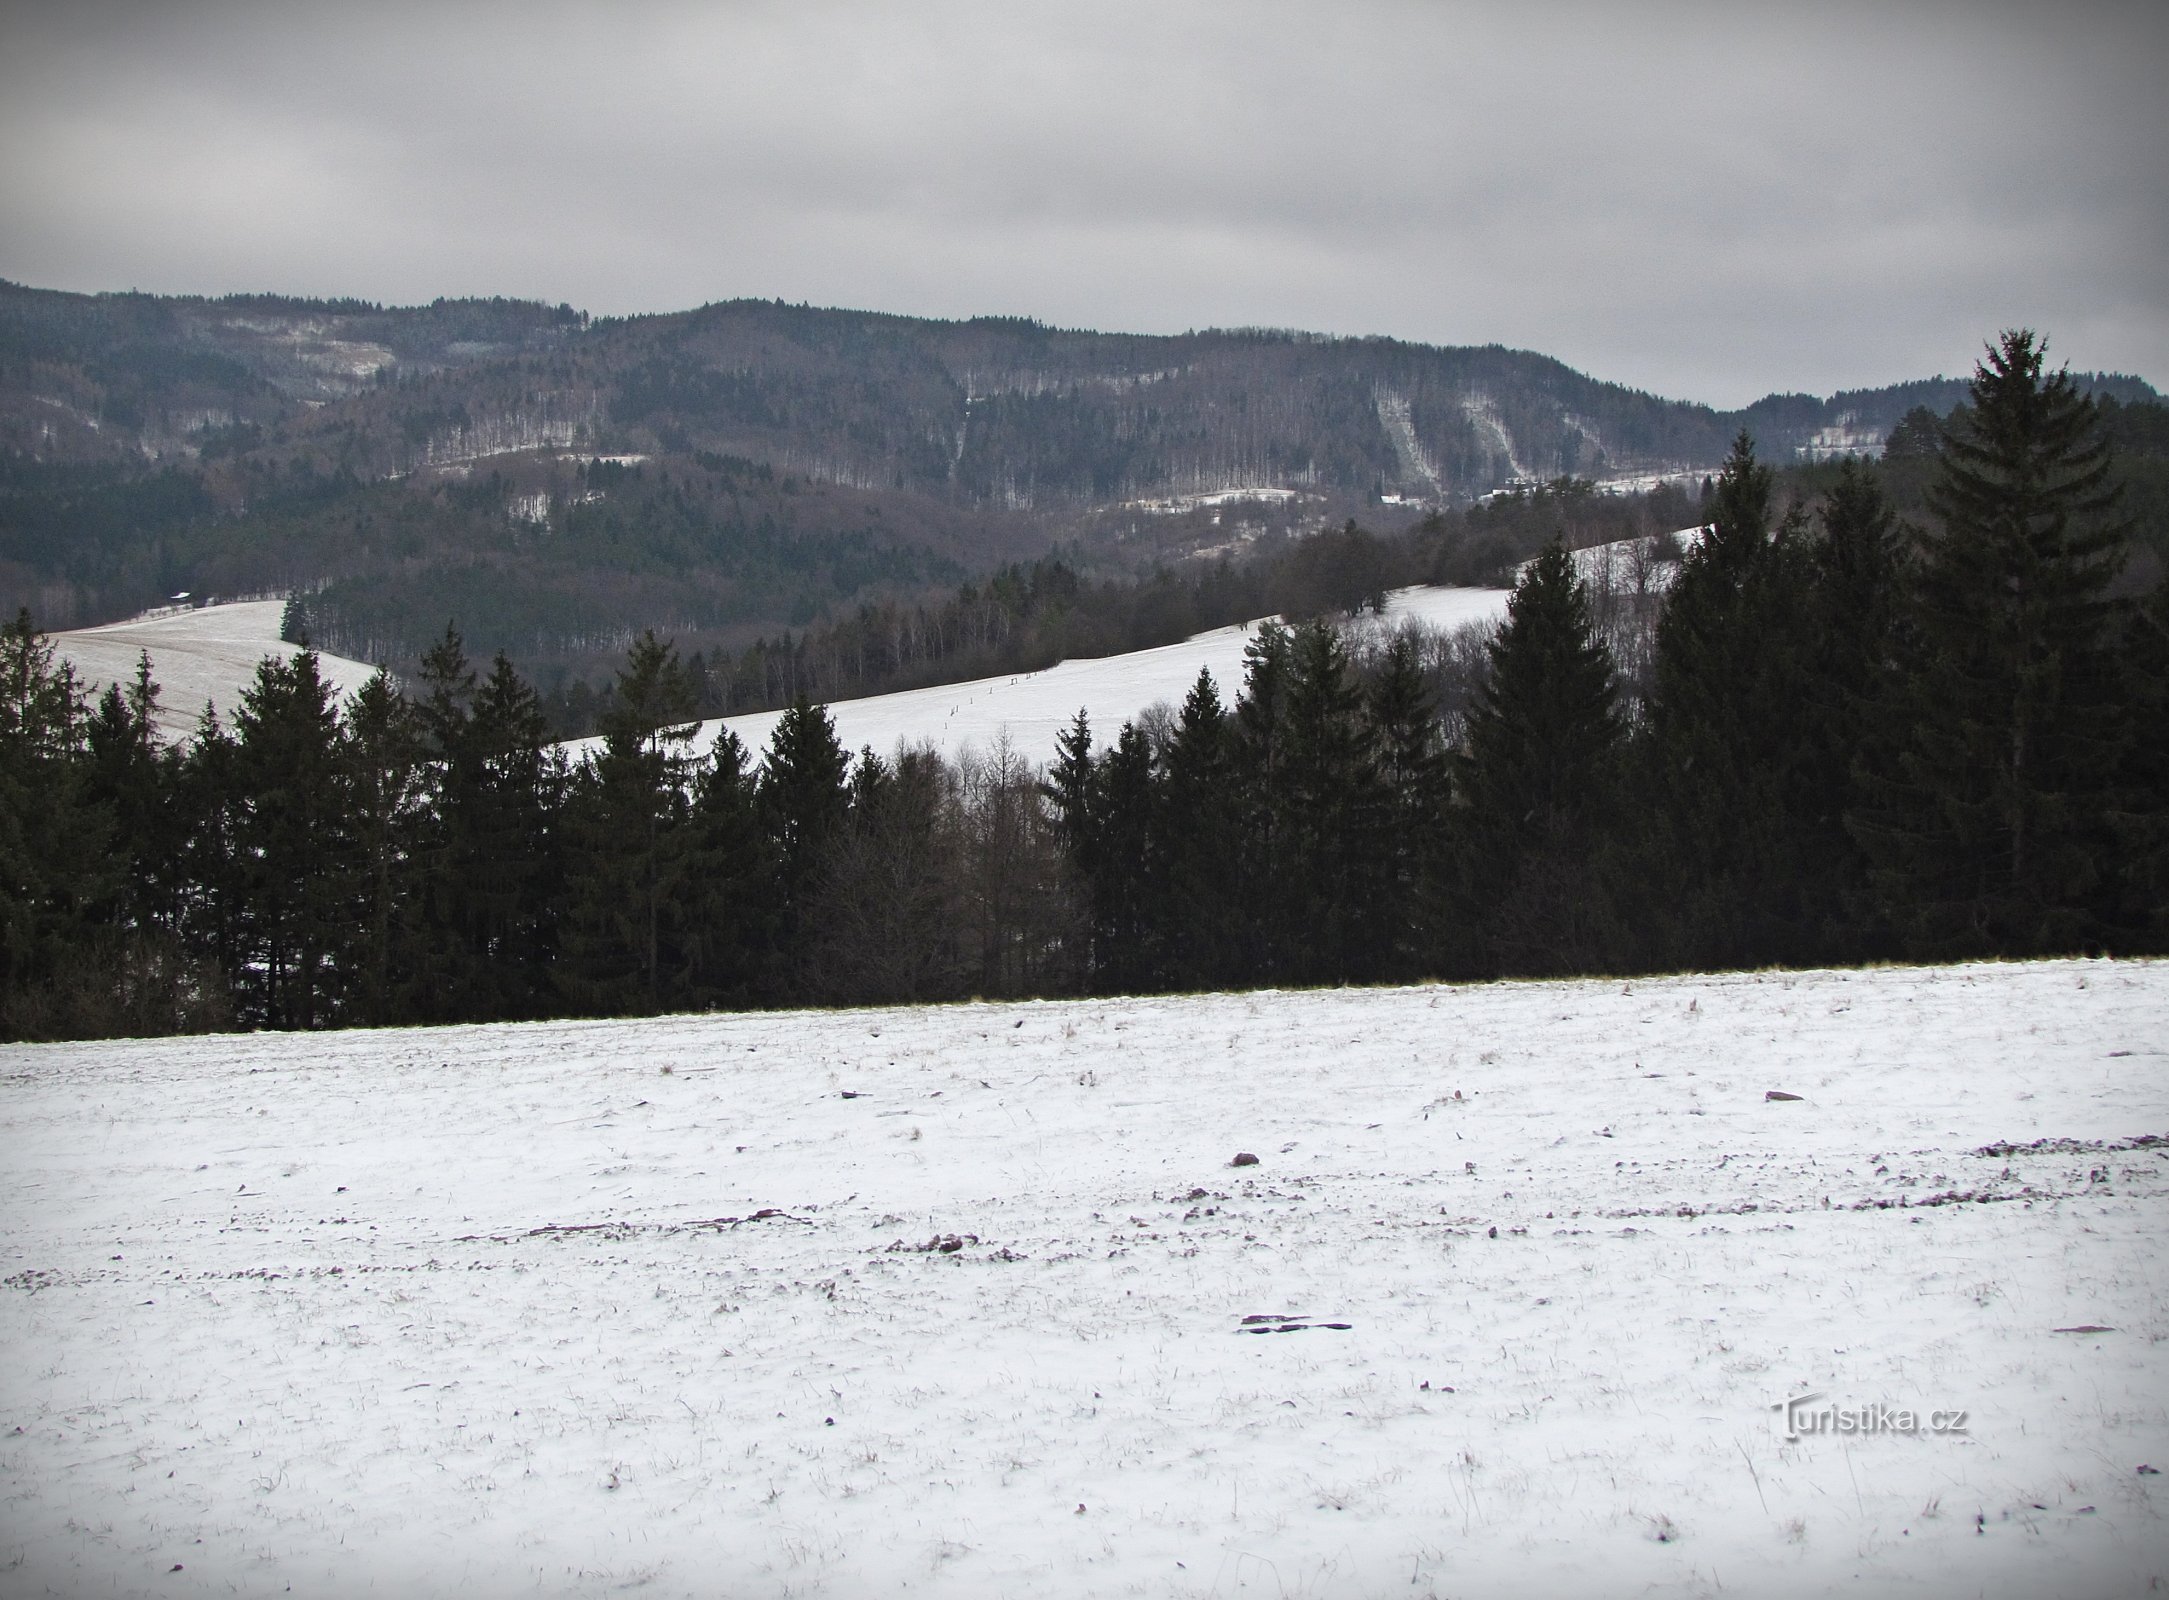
[2,1,2163,408]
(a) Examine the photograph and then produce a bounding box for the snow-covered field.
[49,602,376,742]
[46,586,1509,764]
[614,585,1511,769]
[3,961,2164,1598]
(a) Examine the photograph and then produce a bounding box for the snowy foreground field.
[3,961,2165,1599]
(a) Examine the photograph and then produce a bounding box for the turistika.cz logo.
[1771,1393,1969,1442]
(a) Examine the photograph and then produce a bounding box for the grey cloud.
[1,0,2163,406]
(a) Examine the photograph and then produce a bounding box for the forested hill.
[3,280,2157,682]
[17,282,2155,492]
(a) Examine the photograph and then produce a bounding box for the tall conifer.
[2112,580,2169,945]
[1043,710,1103,984]
[683,728,776,1005]
[1231,622,1296,978]
[84,654,178,934]
[453,652,563,1018]
[343,669,426,1026]
[759,698,850,991]
[1643,434,1822,966]
[1156,670,1242,990]
[1367,633,1451,978]
[0,613,113,1036]
[1850,330,2133,954]
[1455,541,1623,975]
[1278,621,1379,981]
[230,649,352,1028]
[810,746,965,1003]
[1796,463,1908,952]
[1090,722,1161,991]
[562,633,702,1012]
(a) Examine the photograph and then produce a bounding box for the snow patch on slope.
[50,600,376,742]
[1120,485,1307,515]
[601,585,1512,771]
[1373,388,1443,494]
[1460,390,1531,480]
[1800,411,1886,461]
[1518,526,1709,593]
[424,403,596,468]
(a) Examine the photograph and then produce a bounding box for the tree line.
[2,331,2162,1039]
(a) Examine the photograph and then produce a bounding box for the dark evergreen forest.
[4,332,2164,1040]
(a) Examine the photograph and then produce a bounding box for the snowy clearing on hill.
[49,601,376,742]
[602,584,1511,769]
[1513,525,1706,593]
[2,960,2165,1598]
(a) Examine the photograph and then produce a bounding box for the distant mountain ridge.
[9,281,2152,496]
[2,279,2158,675]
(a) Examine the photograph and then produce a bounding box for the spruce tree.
[403,626,482,1019]
[1454,541,1624,976]
[1043,710,1102,984]
[1850,330,2133,954]
[1643,433,1823,967]
[1089,721,1161,992]
[82,653,207,1031]
[1277,620,1380,982]
[230,649,353,1028]
[1155,670,1242,990]
[462,653,564,1017]
[415,625,479,756]
[561,633,702,1013]
[342,669,427,1026]
[1367,632,1451,979]
[1797,462,1908,953]
[84,653,175,934]
[2111,579,2169,946]
[758,698,850,992]
[0,612,114,1037]
[1230,621,1296,978]
[682,728,777,1006]
[1045,710,1097,864]
[174,706,244,1021]
[809,746,965,1003]
[406,645,562,1023]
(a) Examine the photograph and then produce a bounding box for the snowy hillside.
[3,961,2163,1598]
[49,601,377,742]
[1520,524,1706,593]
[616,584,1512,769]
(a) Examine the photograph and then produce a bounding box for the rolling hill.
[47,599,376,743]
[4,280,2157,690]
[49,582,1516,761]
